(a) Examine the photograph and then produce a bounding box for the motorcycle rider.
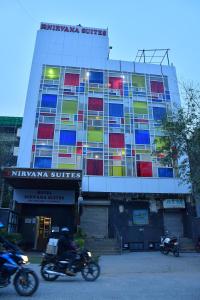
[57,227,77,275]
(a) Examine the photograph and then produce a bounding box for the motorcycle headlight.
[20,255,29,264]
[87,251,92,257]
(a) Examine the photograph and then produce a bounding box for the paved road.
[1,252,200,300]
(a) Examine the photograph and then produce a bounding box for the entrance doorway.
[80,206,108,238]
[35,216,51,251]
[164,212,183,238]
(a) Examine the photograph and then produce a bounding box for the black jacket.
[57,235,76,255]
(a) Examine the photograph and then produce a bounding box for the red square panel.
[64,73,79,86]
[150,81,164,93]
[87,159,103,175]
[88,97,103,111]
[109,77,123,89]
[109,133,125,148]
[137,161,152,177]
[37,124,54,139]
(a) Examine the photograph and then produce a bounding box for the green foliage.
[74,227,87,249]
[74,237,85,249]
[0,228,22,244]
[0,228,22,251]
[158,83,200,193]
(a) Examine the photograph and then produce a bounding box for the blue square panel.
[60,130,76,145]
[41,94,57,108]
[135,130,150,144]
[34,157,52,168]
[158,167,173,177]
[153,107,166,121]
[89,71,103,84]
[109,103,123,117]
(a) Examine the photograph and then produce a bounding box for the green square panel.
[109,166,125,176]
[44,67,60,80]
[62,101,77,114]
[132,75,146,88]
[133,101,148,114]
[87,129,103,142]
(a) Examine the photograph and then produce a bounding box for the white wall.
[82,176,189,194]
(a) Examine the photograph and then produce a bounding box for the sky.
[0,0,200,117]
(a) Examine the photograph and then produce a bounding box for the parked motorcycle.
[41,249,100,282]
[195,237,200,253]
[0,223,39,296]
[160,232,179,257]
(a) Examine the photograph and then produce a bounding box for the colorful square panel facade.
[31,65,174,177]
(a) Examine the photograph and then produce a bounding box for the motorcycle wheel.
[14,270,39,296]
[81,261,100,282]
[173,249,180,257]
[195,245,200,253]
[41,263,59,281]
[163,249,169,255]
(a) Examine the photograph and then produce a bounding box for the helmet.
[61,227,70,236]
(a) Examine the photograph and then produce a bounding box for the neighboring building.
[0,116,22,230]
[3,23,190,250]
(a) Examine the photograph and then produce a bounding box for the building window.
[37,124,54,139]
[132,75,146,88]
[59,130,76,145]
[133,101,148,114]
[34,157,52,168]
[109,77,123,89]
[150,81,164,93]
[44,67,60,80]
[87,129,103,142]
[158,167,173,177]
[153,107,166,121]
[88,97,103,111]
[89,71,103,84]
[86,159,103,175]
[137,161,152,177]
[64,73,79,86]
[109,103,123,117]
[109,133,125,148]
[62,101,77,114]
[109,166,125,176]
[133,209,149,225]
[135,130,150,144]
[41,94,57,108]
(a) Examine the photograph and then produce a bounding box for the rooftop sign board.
[40,23,107,36]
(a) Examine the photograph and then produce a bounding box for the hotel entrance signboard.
[14,189,75,205]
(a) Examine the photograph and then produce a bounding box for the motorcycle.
[160,232,179,257]
[195,237,200,253]
[41,249,100,282]
[0,223,39,296]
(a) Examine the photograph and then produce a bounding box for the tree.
[158,84,200,215]
[0,139,15,208]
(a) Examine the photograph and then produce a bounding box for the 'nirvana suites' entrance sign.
[14,189,75,205]
[3,168,82,180]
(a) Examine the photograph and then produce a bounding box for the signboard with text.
[40,23,107,36]
[13,189,75,205]
[163,199,185,209]
[3,168,82,181]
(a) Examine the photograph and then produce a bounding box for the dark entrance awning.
[3,168,82,190]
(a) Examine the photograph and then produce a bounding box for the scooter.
[0,223,39,296]
[160,231,179,257]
